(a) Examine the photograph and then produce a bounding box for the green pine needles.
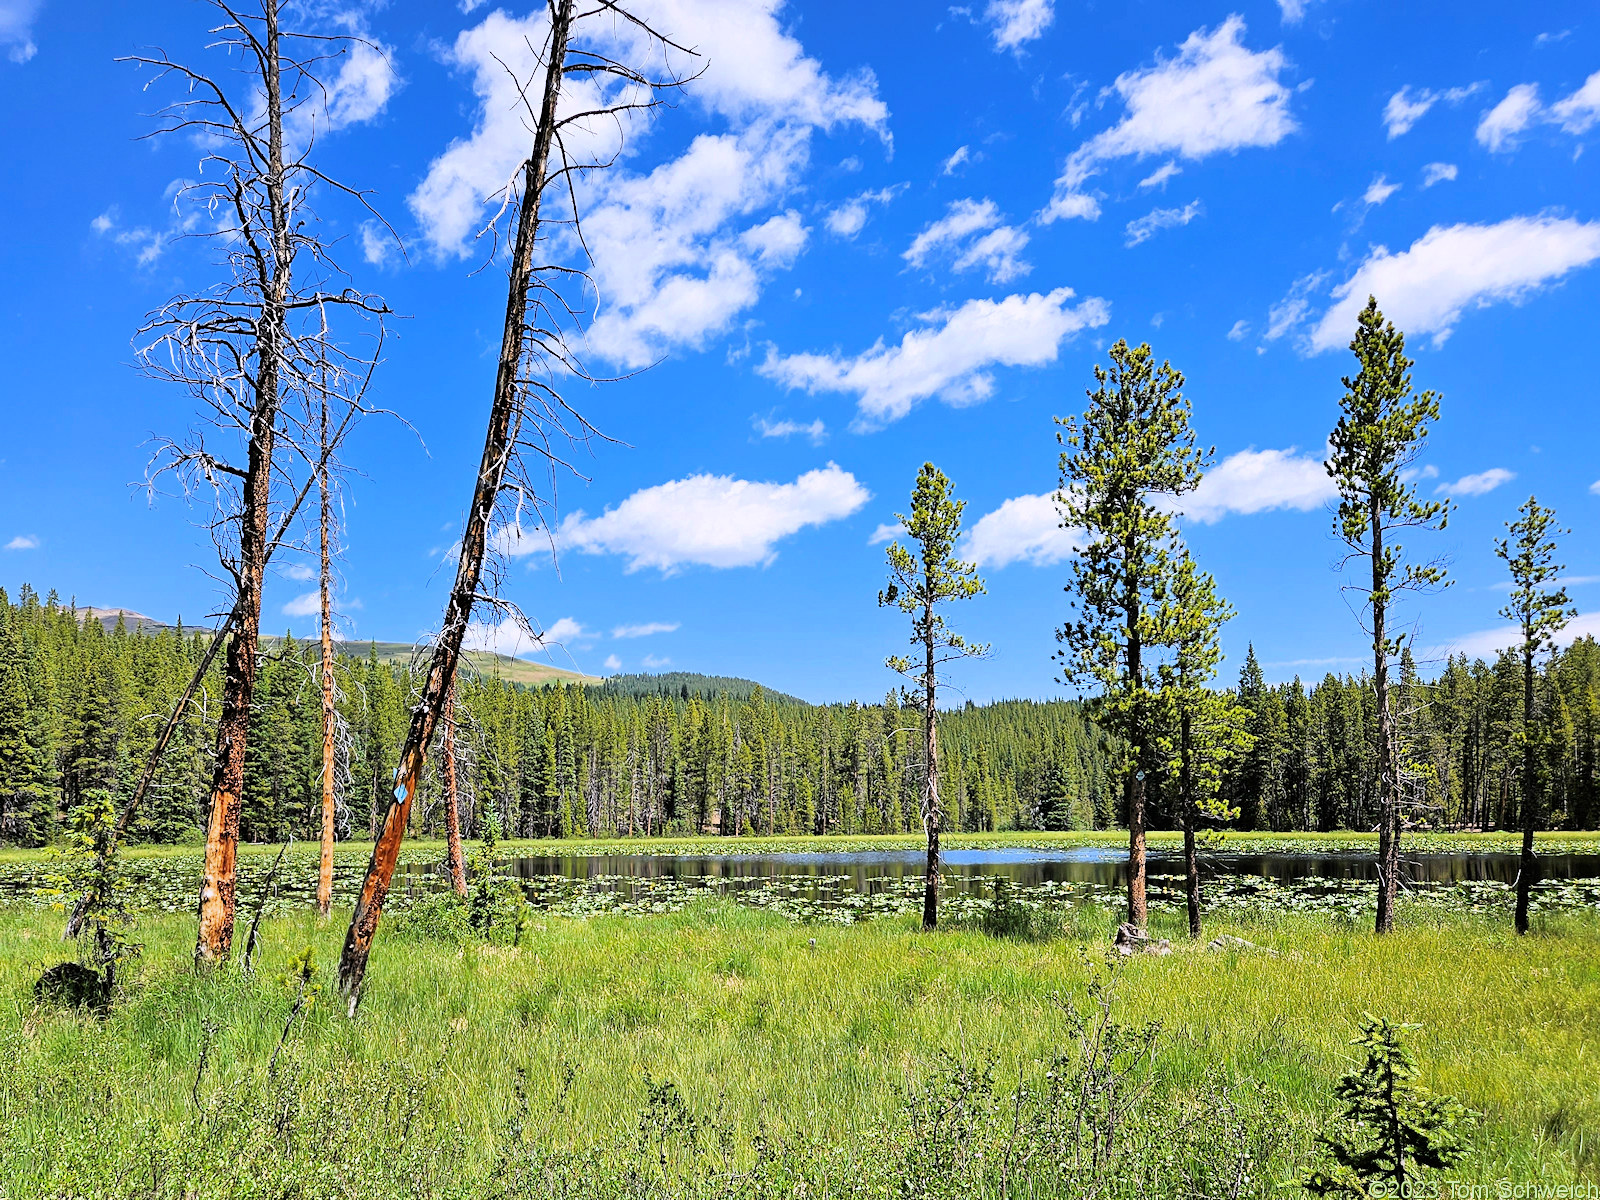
[1304,1014,1467,1197]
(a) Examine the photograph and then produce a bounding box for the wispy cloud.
[612,621,680,639]
[1436,467,1515,497]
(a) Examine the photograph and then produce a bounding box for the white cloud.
[1421,162,1458,187]
[1124,199,1203,246]
[1137,160,1182,190]
[1478,84,1542,152]
[283,591,321,618]
[1535,31,1572,48]
[1176,447,1335,523]
[612,621,680,638]
[410,2,886,367]
[557,463,870,572]
[1551,71,1600,134]
[904,198,1030,283]
[753,415,827,444]
[759,287,1110,427]
[282,563,315,582]
[1382,84,1482,139]
[1262,270,1328,343]
[1475,73,1600,153]
[963,493,1080,568]
[1043,17,1296,223]
[1591,479,1600,496]
[985,0,1053,51]
[1276,0,1310,24]
[1435,612,1600,662]
[1383,87,1435,138]
[824,186,901,238]
[1226,319,1250,341]
[868,521,904,545]
[1,0,41,63]
[1305,216,1600,353]
[1436,467,1515,497]
[4,534,39,550]
[603,653,623,672]
[941,145,972,175]
[642,653,673,669]
[1363,175,1400,206]
[463,614,593,659]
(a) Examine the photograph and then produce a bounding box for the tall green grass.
[1,900,1595,1196]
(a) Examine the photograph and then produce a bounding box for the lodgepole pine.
[317,381,337,919]
[1326,297,1449,935]
[1495,496,1573,935]
[878,464,987,931]
[442,679,468,899]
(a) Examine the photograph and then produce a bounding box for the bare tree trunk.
[442,681,468,899]
[1371,506,1399,935]
[922,588,940,932]
[1125,559,1147,930]
[336,0,576,1009]
[1181,708,1201,938]
[1515,643,1537,935]
[317,384,337,919]
[193,4,292,965]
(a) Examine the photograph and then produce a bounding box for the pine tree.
[1326,297,1451,934]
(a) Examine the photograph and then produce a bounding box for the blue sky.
[1,0,1598,703]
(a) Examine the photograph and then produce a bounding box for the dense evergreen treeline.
[2,583,1597,845]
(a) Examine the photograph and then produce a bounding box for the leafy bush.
[389,891,474,944]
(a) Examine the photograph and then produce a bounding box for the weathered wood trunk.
[1125,554,1147,930]
[336,0,575,1010]
[1181,708,1201,938]
[921,592,940,932]
[195,3,291,964]
[442,682,468,899]
[1371,504,1399,935]
[1515,643,1537,934]
[317,388,337,919]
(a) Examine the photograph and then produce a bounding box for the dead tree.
[316,367,338,918]
[441,679,468,898]
[335,0,695,1011]
[128,0,391,963]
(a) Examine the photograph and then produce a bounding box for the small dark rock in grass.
[34,963,110,1014]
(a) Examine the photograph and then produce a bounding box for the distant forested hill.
[2,582,1597,845]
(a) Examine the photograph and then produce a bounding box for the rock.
[34,962,110,1014]
[1113,922,1155,956]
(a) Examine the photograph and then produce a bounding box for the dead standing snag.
[335,0,695,1011]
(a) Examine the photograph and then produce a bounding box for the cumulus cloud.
[1124,199,1202,246]
[824,185,901,238]
[985,0,1053,52]
[1435,611,1600,662]
[963,493,1080,568]
[1176,447,1334,523]
[759,287,1109,427]
[463,614,593,659]
[1363,175,1400,206]
[283,592,321,618]
[554,463,869,572]
[1303,216,1600,353]
[1473,73,1600,153]
[603,653,623,672]
[1421,162,1458,187]
[1,0,41,63]
[1436,467,1515,497]
[904,198,1030,283]
[613,621,680,638]
[409,2,885,368]
[642,653,672,669]
[1276,0,1311,24]
[753,415,827,444]
[1383,83,1482,138]
[868,521,905,546]
[1477,83,1543,152]
[4,534,39,550]
[1043,17,1295,223]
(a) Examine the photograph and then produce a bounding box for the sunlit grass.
[1,898,1596,1195]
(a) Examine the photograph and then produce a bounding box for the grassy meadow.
[1,854,1598,1197]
